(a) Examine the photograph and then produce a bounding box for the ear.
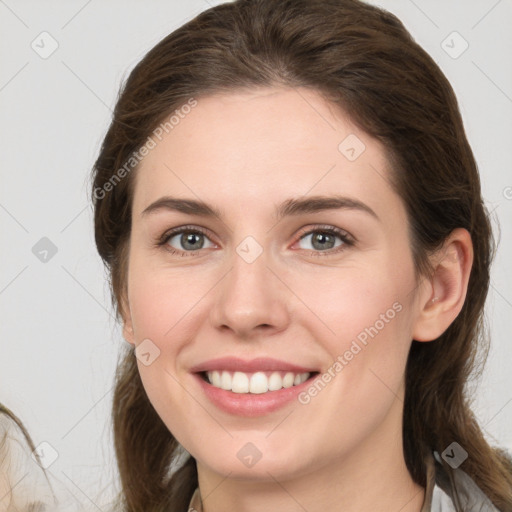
[412,228,474,342]
[120,293,135,346]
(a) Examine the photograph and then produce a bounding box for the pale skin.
[121,87,473,512]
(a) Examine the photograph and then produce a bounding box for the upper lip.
[189,357,318,374]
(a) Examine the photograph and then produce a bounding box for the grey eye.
[167,231,214,251]
[298,231,344,251]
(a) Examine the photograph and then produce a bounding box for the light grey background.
[1,0,511,507]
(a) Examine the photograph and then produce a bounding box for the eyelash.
[156,224,355,258]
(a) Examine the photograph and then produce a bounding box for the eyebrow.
[141,195,379,222]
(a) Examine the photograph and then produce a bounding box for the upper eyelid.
[161,225,212,243]
[296,224,352,240]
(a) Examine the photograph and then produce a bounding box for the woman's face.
[123,87,429,481]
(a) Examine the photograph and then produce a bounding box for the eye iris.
[312,232,335,250]
[181,232,204,250]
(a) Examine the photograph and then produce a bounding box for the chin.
[194,442,313,482]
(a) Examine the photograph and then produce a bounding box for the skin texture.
[121,87,473,512]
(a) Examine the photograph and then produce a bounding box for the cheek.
[288,257,415,407]
[127,257,210,342]
[126,260,202,426]
[287,271,413,457]
[125,256,217,410]
[286,261,412,348]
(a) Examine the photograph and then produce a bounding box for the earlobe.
[120,296,135,346]
[123,320,135,346]
[412,228,473,342]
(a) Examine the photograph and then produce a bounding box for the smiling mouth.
[199,370,320,394]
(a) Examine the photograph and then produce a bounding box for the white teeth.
[268,372,283,391]
[220,371,232,391]
[211,370,221,387]
[282,372,295,388]
[249,372,268,394]
[205,370,311,394]
[232,372,249,393]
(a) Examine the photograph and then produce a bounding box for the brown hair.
[91,0,512,510]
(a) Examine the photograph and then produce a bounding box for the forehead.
[132,86,399,220]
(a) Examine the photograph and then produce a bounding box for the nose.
[209,245,290,340]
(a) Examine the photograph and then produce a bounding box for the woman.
[89,0,512,511]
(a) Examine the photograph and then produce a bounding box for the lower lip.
[193,373,316,417]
